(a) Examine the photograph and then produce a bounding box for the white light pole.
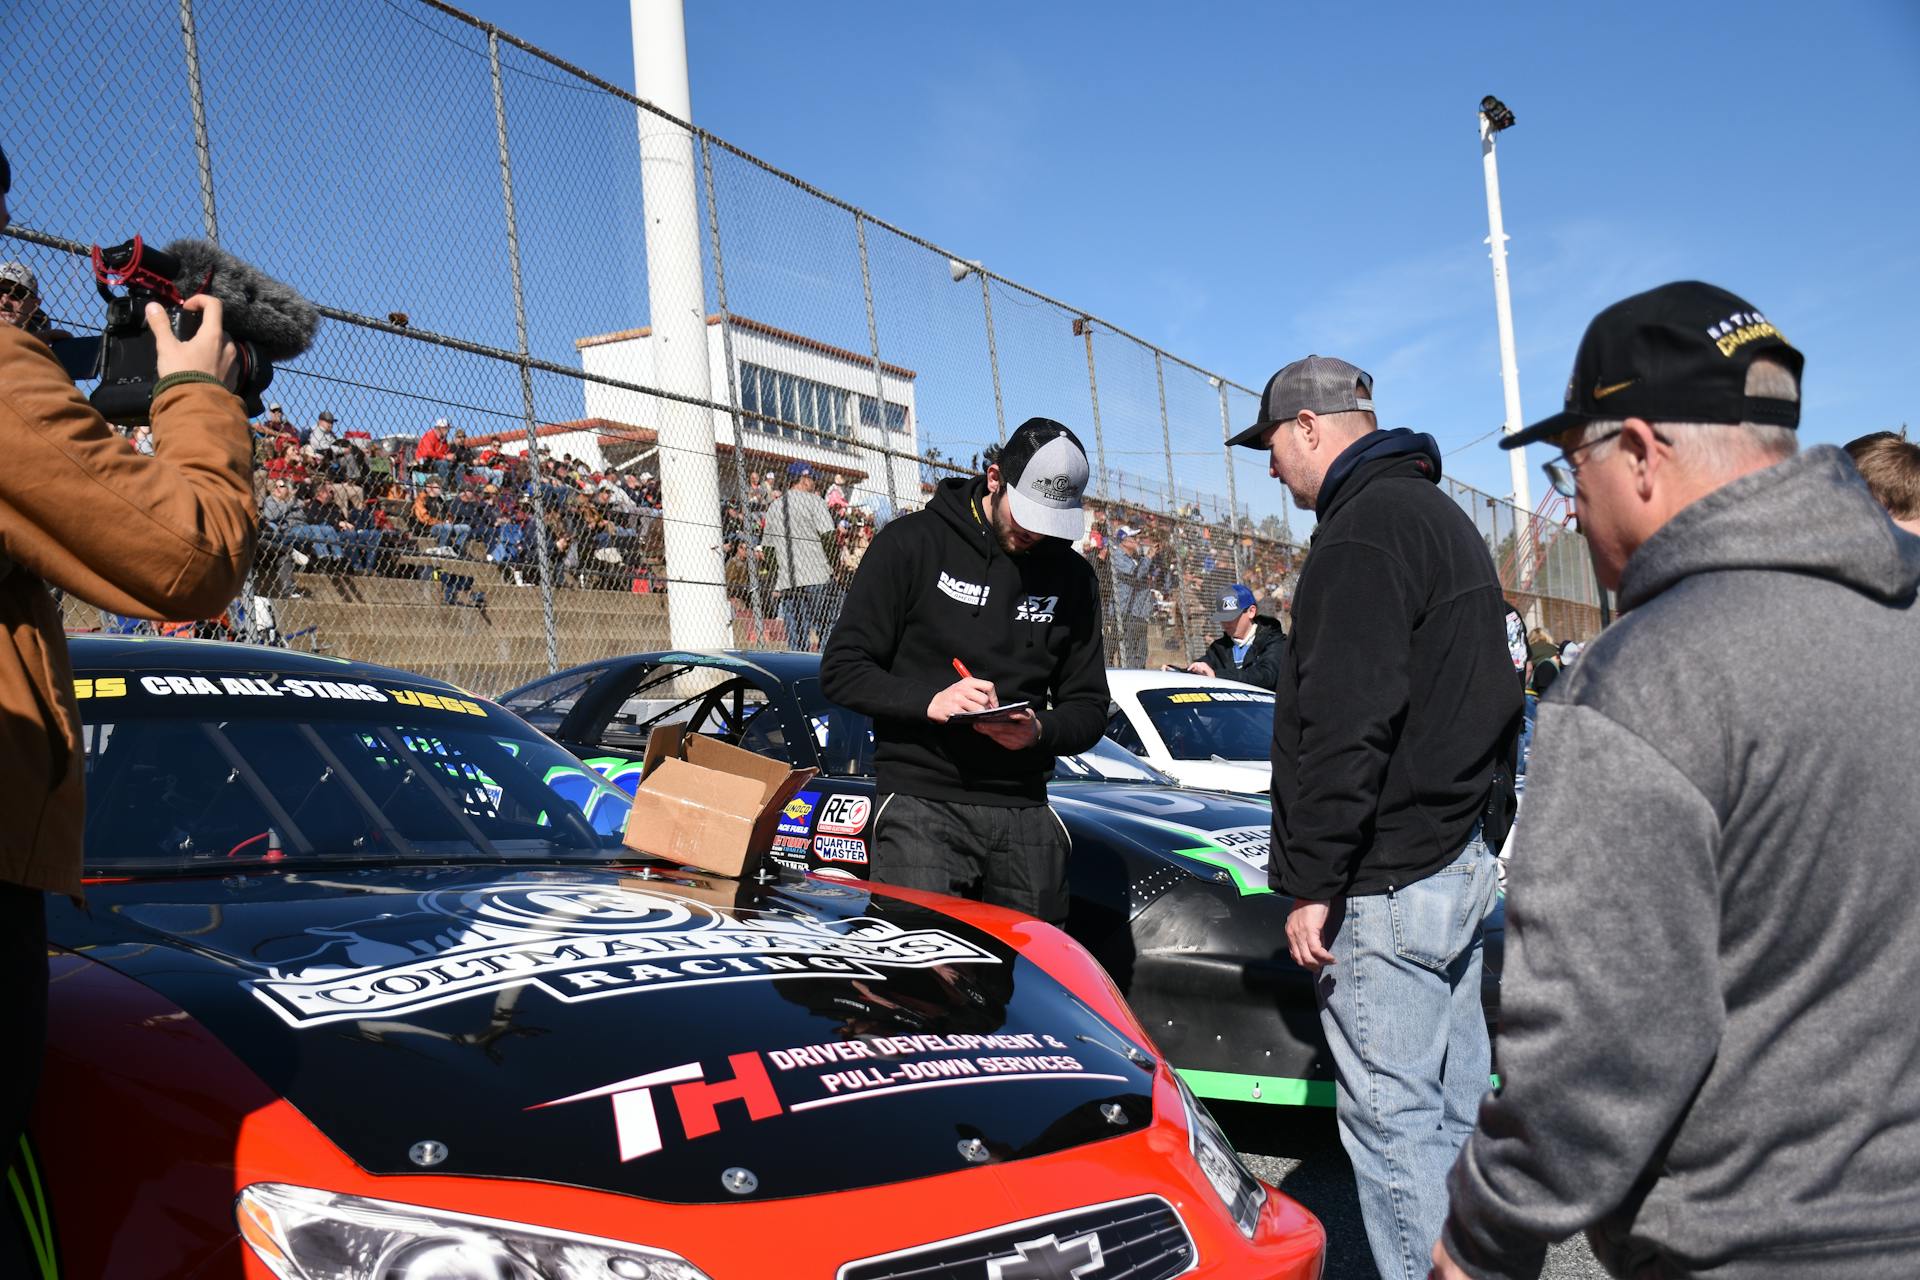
[632,0,729,647]
[1479,94,1535,599]
[1478,96,1531,513]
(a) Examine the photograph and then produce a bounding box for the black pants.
[1,885,47,1272]
[871,794,1070,923]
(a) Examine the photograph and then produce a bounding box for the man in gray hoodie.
[1434,282,1920,1279]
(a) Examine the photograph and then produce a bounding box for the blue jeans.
[1316,831,1499,1280]
[338,528,382,571]
[288,523,345,562]
[434,522,473,551]
[779,583,831,651]
[1518,693,1538,775]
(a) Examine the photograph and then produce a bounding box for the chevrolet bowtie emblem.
[986,1230,1106,1280]
[1592,378,1636,400]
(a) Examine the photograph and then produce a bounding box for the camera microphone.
[69,235,324,424]
[160,238,320,361]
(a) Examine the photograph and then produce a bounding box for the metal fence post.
[177,0,220,244]
[1077,320,1122,665]
[1154,352,1194,656]
[488,30,561,674]
[1214,379,1246,582]
[853,215,905,528]
[699,133,764,645]
[979,275,1007,446]
[175,0,260,643]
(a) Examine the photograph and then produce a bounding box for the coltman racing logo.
[244,883,996,1028]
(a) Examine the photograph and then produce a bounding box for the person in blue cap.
[1184,583,1284,689]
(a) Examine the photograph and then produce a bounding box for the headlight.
[1175,1074,1267,1239]
[237,1183,713,1280]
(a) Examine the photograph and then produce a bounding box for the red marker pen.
[951,658,972,680]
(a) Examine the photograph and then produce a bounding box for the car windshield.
[1135,686,1273,762]
[1054,734,1178,784]
[789,676,877,777]
[77,673,635,874]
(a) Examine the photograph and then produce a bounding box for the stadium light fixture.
[1480,95,1516,133]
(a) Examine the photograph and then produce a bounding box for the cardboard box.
[622,724,816,878]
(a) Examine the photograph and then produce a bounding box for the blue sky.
[458,0,1920,510]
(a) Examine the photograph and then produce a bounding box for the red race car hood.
[53,866,1158,1203]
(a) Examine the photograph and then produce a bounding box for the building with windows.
[572,314,920,512]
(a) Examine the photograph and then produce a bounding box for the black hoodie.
[1269,429,1522,899]
[1199,616,1286,690]
[820,476,1108,805]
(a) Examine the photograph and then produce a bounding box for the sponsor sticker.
[814,794,870,835]
[813,835,868,865]
[530,1030,1115,1163]
[777,790,820,838]
[1162,689,1265,705]
[104,672,488,716]
[243,882,999,1029]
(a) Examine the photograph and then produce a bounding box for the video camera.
[52,234,320,426]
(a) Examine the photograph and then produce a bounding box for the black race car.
[501,650,1503,1109]
[27,636,1326,1278]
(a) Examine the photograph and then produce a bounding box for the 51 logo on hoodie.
[1014,595,1059,623]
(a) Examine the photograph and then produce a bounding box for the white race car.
[1102,669,1273,795]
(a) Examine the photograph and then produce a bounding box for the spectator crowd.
[113,391,1301,660]
[243,405,895,639]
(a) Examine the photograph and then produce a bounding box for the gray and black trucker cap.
[1227,355,1375,449]
[1001,416,1090,540]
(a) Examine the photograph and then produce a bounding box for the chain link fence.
[1,0,1602,695]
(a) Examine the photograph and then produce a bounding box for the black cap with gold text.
[1503,281,1803,450]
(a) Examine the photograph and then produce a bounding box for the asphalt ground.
[1216,1102,1612,1280]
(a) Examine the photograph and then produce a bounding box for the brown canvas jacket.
[0,324,256,898]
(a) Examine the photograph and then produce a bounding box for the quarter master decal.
[245,883,998,1028]
[813,835,868,865]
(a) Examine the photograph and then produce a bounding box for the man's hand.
[1186,661,1215,677]
[148,295,239,389]
[1429,1238,1471,1280]
[973,708,1040,751]
[927,676,997,723]
[1285,897,1337,971]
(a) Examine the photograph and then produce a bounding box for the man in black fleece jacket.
[820,418,1108,921]
[1229,356,1521,1280]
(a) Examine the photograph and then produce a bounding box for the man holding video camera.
[0,145,257,1237]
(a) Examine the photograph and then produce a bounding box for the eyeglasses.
[0,281,33,304]
[1541,427,1672,498]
